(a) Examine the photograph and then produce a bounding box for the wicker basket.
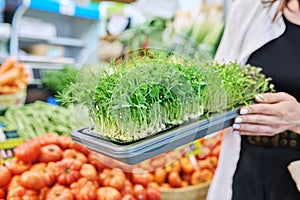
[0,90,27,110]
[160,182,211,200]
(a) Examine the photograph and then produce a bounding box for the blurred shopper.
[207,0,300,199]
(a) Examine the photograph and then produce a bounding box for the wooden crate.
[160,182,211,200]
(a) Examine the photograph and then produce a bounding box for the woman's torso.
[247,17,300,101]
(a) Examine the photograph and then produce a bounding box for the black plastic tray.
[71,107,240,165]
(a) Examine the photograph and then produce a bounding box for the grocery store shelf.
[0,23,11,41]
[23,0,101,20]
[0,54,8,64]
[19,55,75,64]
[26,62,67,70]
[19,36,86,47]
[48,37,85,47]
[28,79,42,85]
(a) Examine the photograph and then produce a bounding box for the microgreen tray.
[71,107,240,165]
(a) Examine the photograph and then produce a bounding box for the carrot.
[16,62,25,72]
[14,78,28,89]
[0,57,16,75]
[0,85,18,94]
[0,68,21,85]
[20,70,30,79]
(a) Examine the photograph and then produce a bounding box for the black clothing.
[247,17,300,101]
[232,138,300,200]
[232,17,300,200]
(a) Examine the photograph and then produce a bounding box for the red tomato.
[54,158,81,185]
[7,175,22,189]
[131,168,151,187]
[147,182,159,189]
[38,133,60,146]
[20,171,46,190]
[137,160,153,171]
[168,171,182,188]
[153,168,167,185]
[39,144,63,163]
[146,187,161,200]
[5,158,31,175]
[121,194,136,200]
[121,180,134,197]
[0,188,5,199]
[96,187,121,200]
[38,187,50,200]
[150,155,166,169]
[205,156,218,169]
[30,163,46,172]
[30,162,56,187]
[190,169,213,185]
[46,161,56,172]
[7,186,38,200]
[165,160,181,173]
[111,160,135,172]
[80,163,98,181]
[197,159,214,171]
[182,181,189,187]
[159,183,171,189]
[87,154,107,171]
[89,154,114,169]
[57,135,73,149]
[180,157,195,174]
[133,185,147,200]
[99,168,126,191]
[182,173,192,183]
[210,144,221,157]
[0,165,12,187]
[68,142,90,157]
[70,178,98,200]
[63,149,88,167]
[43,163,56,186]
[46,185,74,200]
[14,139,40,163]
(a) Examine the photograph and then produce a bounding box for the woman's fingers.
[234,114,277,125]
[232,92,300,135]
[232,122,281,136]
[239,104,276,116]
[254,92,293,103]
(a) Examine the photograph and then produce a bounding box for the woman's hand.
[232,92,300,136]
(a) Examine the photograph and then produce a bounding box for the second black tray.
[71,107,240,165]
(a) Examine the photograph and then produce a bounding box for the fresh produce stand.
[0,50,273,200]
[0,1,276,200]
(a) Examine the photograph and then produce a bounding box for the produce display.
[0,58,30,110]
[0,101,74,139]
[174,3,224,58]
[62,52,273,142]
[0,133,221,200]
[0,133,162,200]
[42,66,79,98]
[0,58,29,95]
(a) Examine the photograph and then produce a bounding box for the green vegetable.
[0,101,74,139]
[60,51,273,142]
[42,65,79,94]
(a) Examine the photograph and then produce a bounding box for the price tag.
[59,0,75,16]
[185,140,202,156]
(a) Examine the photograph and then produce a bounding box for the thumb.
[255,92,291,103]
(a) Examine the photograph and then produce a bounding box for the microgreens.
[59,50,273,142]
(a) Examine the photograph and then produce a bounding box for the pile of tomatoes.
[135,135,221,189]
[0,132,222,200]
[0,133,161,200]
